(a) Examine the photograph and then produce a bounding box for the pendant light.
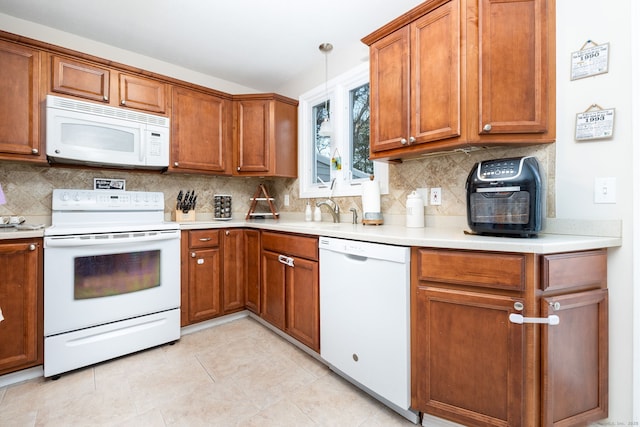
[318,42,333,137]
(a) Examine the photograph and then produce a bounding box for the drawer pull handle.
[199,237,212,242]
[509,313,559,326]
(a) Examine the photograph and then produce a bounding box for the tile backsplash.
[0,144,554,222]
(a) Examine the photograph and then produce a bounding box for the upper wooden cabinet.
[49,54,168,114]
[0,40,45,163]
[362,0,555,161]
[233,94,298,178]
[169,86,233,174]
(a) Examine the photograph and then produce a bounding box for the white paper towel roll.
[362,177,381,213]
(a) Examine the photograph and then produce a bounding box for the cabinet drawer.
[541,249,607,291]
[261,231,318,261]
[188,229,220,248]
[416,248,525,290]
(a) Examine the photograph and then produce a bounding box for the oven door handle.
[44,230,179,248]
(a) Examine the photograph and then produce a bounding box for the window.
[299,62,388,198]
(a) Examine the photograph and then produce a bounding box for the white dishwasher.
[319,237,416,422]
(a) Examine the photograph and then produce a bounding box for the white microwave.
[46,95,170,170]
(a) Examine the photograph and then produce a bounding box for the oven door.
[44,229,180,336]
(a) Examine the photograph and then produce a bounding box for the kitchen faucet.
[316,199,340,223]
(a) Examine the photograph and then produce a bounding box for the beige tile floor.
[0,317,416,426]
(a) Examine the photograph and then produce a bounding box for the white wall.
[555,0,636,423]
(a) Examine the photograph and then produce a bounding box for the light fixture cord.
[324,50,329,119]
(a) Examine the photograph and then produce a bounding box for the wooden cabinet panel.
[244,229,261,313]
[369,26,410,152]
[51,55,110,102]
[233,94,298,177]
[475,0,549,136]
[187,247,222,323]
[170,86,232,174]
[363,0,555,161]
[188,229,220,249]
[118,73,167,113]
[417,248,525,290]
[222,229,245,313]
[541,289,608,426]
[412,286,524,426]
[0,40,44,162]
[261,231,318,261]
[0,239,42,375]
[541,249,607,292]
[286,257,319,351]
[261,250,286,330]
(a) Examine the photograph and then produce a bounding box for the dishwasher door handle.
[278,254,295,267]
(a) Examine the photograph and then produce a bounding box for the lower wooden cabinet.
[244,230,261,313]
[261,231,319,352]
[0,238,43,375]
[411,248,608,427]
[181,228,251,326]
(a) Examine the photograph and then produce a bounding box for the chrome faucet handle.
[349,208,358,224]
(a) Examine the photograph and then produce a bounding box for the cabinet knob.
[225,230,230,236]
[191,252,196,258]
[409,136,416,144]
[549,301,561,311]
[237,166,241,171]
[121,99,126,106]
[483,124,492,132]
[29,244,36,251]
[400,138,408,145]
[514,301,524,311]
[31,148,38,154]
[174,162,179,167]
[103,95,109,101]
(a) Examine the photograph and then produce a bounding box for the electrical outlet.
[430,187,442,205]
[283,194,290,206]
[594,177,616,204]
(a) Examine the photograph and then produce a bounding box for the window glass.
[350,83,373,179]
[313,100,331,184]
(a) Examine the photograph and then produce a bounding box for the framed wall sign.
[575,104,615,141]
[94,178,126,190]
[571,40,610,80]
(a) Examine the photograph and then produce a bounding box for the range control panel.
[477,158,524,180]
[52,189,164,211]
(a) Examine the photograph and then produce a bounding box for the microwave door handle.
[140,129,146,164]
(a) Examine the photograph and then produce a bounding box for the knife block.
[174,209,195,222]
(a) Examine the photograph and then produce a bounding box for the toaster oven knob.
[400,138,407,145]
[483,123,492,132]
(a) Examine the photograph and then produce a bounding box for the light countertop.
[3,217,622,254]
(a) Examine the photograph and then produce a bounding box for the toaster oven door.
[469,186,530,225]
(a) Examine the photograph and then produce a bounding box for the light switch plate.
[594,177,616,204]
[430,188,442,205]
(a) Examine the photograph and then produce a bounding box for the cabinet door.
[260,250,286,329]
[411,0,460,144]
[234,98,270,173]
[412,286,524,426]
[187,247,222,323]
[475,0,550,136]
[0,40,43,162]
[541,289,608,426]
[50,55,110,102]
[118,73,167,113]
[286,257,319,352]
[244,229,261,313]
[222,229,245,313]
[171,86,232,174]
[0,240,42,375]
[369,26,410,153]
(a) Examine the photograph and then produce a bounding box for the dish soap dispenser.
[305,202,312,222]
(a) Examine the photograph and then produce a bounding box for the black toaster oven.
[466,156,542,237]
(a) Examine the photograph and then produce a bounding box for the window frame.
[298,62,388,199]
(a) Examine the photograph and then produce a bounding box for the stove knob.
[61,192,70,201]
[74,193,81,201]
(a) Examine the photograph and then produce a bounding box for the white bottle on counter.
[406,190,425,228]
[305,202,313,222]
[314,205,322,222]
